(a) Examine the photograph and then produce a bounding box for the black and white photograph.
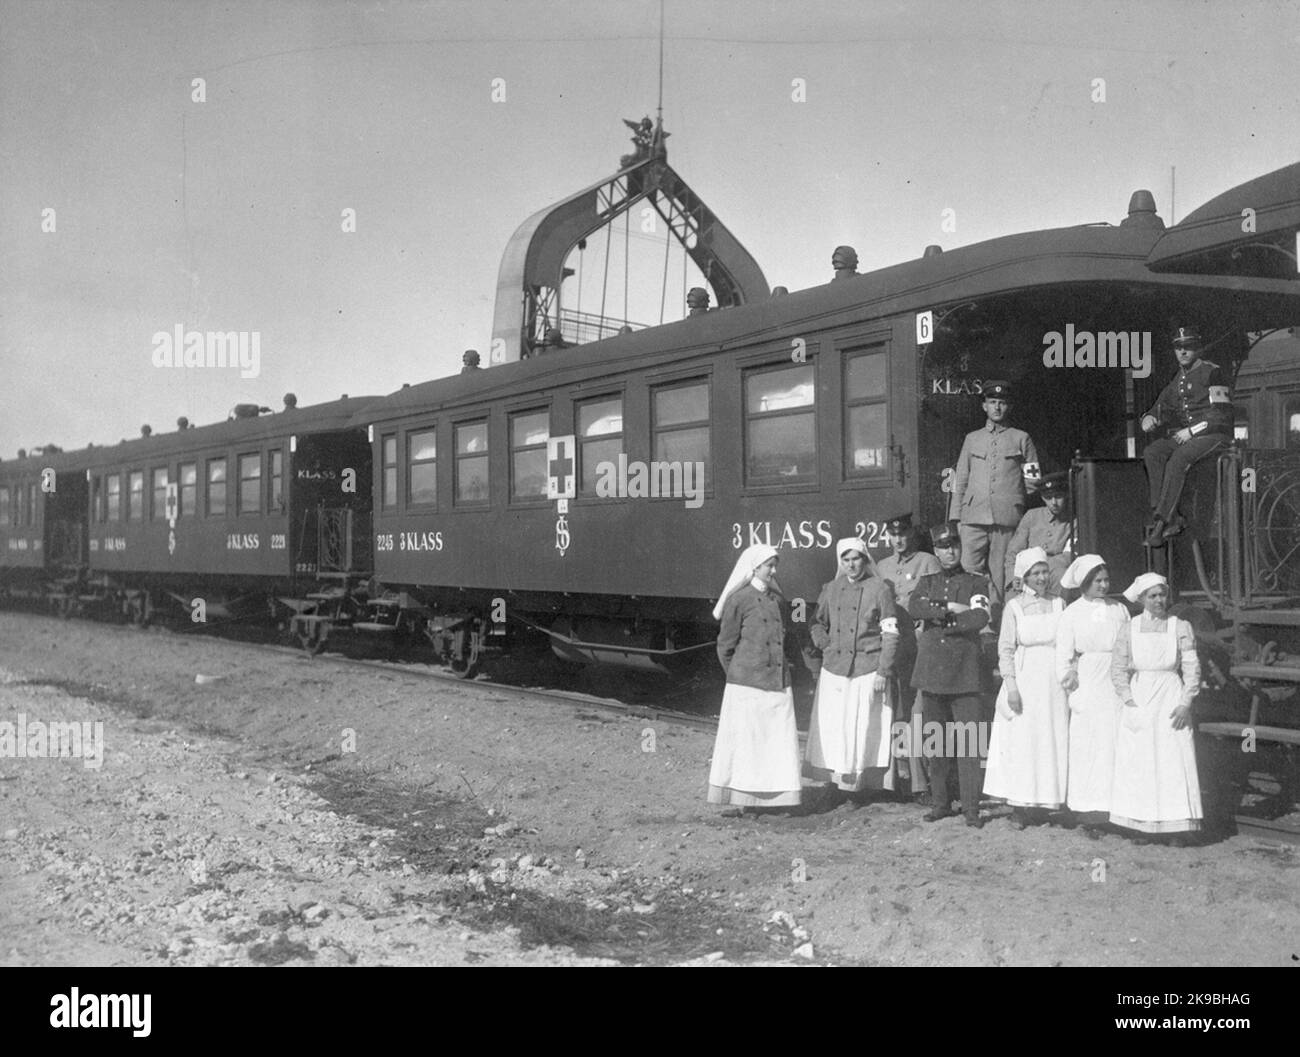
[1,0,1297,1000]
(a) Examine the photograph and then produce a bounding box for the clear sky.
[2,0,1297,456]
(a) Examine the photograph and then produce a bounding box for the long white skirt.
[707,682,802,806]
[983,642,1070,809]
[1110,670,1202,833]
[1066,651,1121,814]
[802,669,895,792]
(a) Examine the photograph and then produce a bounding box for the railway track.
[252,640,726,734]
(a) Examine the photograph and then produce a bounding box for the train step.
[1229,663,1300,683]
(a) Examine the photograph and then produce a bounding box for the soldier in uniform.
[876,513,941,611]
[949,380,1041,605]
[1004,471,1074,595]
[1140,327,1234,543]
[909,520,993,827]
[876,513,940,799]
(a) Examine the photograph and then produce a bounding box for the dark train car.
[0,446,92,602]
[356,162,1300,672]
[1234,328,1300,449]
[76,396,376,622]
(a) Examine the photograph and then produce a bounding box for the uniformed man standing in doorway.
[949,380,1041,605]
[909,520,992,828]
[876,513,941,800]
[1003,471,1074,595]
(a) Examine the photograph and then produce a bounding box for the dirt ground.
[1,611,1296,967]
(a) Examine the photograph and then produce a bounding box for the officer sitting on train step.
[1140,327,1233,544]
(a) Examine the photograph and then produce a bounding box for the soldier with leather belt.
[909,520,993,828]
[1141,327,1234,543]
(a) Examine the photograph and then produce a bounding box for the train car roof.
[4,396,380,475]
[1147,161,1300,275]
[356,166,1300,426]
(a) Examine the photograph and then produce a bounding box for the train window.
[578,397,623,494]
[381,434,398,510]
[844,347,889,477]
[269,449,284,512]
[744,364,816,485]
[151,468,169,520]
[455,421,489,504]
[1285,398,1300,449]
[179,463,196,518]
[106,474,121,521]
[127,471,144,521]
[653,381,711,487]
[90,477,101,523]
[407,430,436,508]
[238,454,261,515]
[0,486,9,525]
[207,459,227,517]
[510,410,550,501]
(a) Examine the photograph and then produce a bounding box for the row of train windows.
[0,483,39,527]
[90,451,284,523]
[378,347,890,510]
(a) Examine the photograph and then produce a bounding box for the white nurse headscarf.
[835,537,874,580]
[712,544,779,620]
[1060,553,1105,590]
[1122,571,1168,604]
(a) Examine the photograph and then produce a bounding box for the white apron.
[1064,601,1127,814]
[708,683,802,806]
[983,596,1069,808]
[1110,619,1203,833]
[803,670,896,791]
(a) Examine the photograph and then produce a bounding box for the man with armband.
[1140,327,1234,544]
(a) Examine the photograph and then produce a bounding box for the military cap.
[931,520,961,547]
[883,512,914,536]
[982,379,1012,400]
[1173,326,1202,348]
[1039,471,1069,497]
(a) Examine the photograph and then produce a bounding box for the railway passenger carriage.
[0,448,90,602]
[357,160,1300,678]
[1,397,376,622]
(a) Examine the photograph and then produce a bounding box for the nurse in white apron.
[1055,554,1128,830]
[1108,572,1203,842]
[983,547,1070,827]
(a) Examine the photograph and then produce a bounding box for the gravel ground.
[1,612,1297,967]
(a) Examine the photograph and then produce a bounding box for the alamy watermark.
[50,988,150,1037]
[0,714,104,769]
[151,325,261,378]
[890,716,990,759]
[1041,326,1151,378]
[594,455,704,509]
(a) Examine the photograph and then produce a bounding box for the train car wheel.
[127,595,151,628]
[447,655,478,679]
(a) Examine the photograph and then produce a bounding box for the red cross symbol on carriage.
[547,435,576,500]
